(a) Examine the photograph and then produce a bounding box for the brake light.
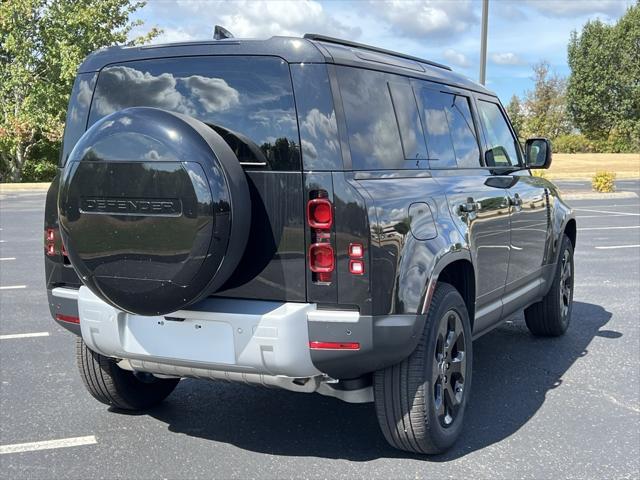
[309,341,360,350]
[307,191,335,284]
[307,198,333,229]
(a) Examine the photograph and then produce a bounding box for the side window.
[420,89,456,168]
[477,100,521,167]
[337,66,405,170]
[419,88,480,168]
[291,64,342,170]
[388,82,428,161]
[445,95,481,168]
[88,56,300,171]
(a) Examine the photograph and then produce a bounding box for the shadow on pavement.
[146,301,615,461]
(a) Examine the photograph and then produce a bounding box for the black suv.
[45,34,576,454]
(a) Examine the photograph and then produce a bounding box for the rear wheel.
[525,233,574,337]
[374,282,472,454]
[76,338,179,411]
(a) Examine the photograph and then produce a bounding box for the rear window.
[88,56,300,170]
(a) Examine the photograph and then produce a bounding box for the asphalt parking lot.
[1,182,639,479]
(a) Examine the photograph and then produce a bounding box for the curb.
[561,191,638,200]
[0,182,51,192]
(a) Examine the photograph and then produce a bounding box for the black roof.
[78,35,493,96]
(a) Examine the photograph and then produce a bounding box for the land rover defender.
[45,34,576,454]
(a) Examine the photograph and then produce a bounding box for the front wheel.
[525,233,574,337]
[374,282,472,454]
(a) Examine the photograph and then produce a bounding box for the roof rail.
[303,33,452,71]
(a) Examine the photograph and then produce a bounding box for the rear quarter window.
[88,56,300,170]
[418,87,481,169]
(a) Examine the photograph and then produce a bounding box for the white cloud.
[524,0,630,18]
[443,48,471,68]
[366,0,478,40]
[491,52,524,65]
[184,75,240,112]
[144,0,360,42]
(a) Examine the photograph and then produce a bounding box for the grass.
[546,153,640,180]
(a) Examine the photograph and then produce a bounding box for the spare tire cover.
[58,107,250,316]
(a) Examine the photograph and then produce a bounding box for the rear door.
[475,97,550,313]
[415,83,511,333]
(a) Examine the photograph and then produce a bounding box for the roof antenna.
[214,25,234,40]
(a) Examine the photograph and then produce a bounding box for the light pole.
[479,0,489,85]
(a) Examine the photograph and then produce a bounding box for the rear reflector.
[56,314,80,324]
[309,341,360,350]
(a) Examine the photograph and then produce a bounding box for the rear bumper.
[49,287,425,379]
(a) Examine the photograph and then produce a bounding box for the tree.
[505,94,525,139]
[0,0,160,181]
[566,3,640,148]
[522,61,571,140]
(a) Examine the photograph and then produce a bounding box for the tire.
[76,338,179,411]
[525,234,574,337]
[374,282,472,454]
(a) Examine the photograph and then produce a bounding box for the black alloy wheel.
[433,310,467,428]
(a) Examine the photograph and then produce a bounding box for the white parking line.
[0,435,97,455]
[0,285,26,290]
[0,332,49,340]
[595,244,640,250]
[575,208,640,217]
[579,225,640,231]
[0,257,16,261]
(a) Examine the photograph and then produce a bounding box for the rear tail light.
[309,243,335,272]
[45,228,56,256]
[307,198,333,229]
[348,242,365,275]
[307,191,335,284]
[349,259,364,275]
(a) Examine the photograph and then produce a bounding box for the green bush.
[592,171,616,192]
[20,159,58,182]
[552,134,595,153]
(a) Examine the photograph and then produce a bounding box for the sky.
[130,0,634,103]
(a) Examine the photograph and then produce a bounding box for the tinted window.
[477,100,520,167]
[60,72,97,166]
[420,89,457,168]
[388,82,428,162]
[445,95,481,168]
[337,67,405,170]
[291,64,342,170]
[88,56,300,170]
[418,88,481,169]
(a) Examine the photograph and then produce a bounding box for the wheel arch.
[422,251,476,330]
[564,218,577,249]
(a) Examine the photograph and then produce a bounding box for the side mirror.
[525,138,552,169]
